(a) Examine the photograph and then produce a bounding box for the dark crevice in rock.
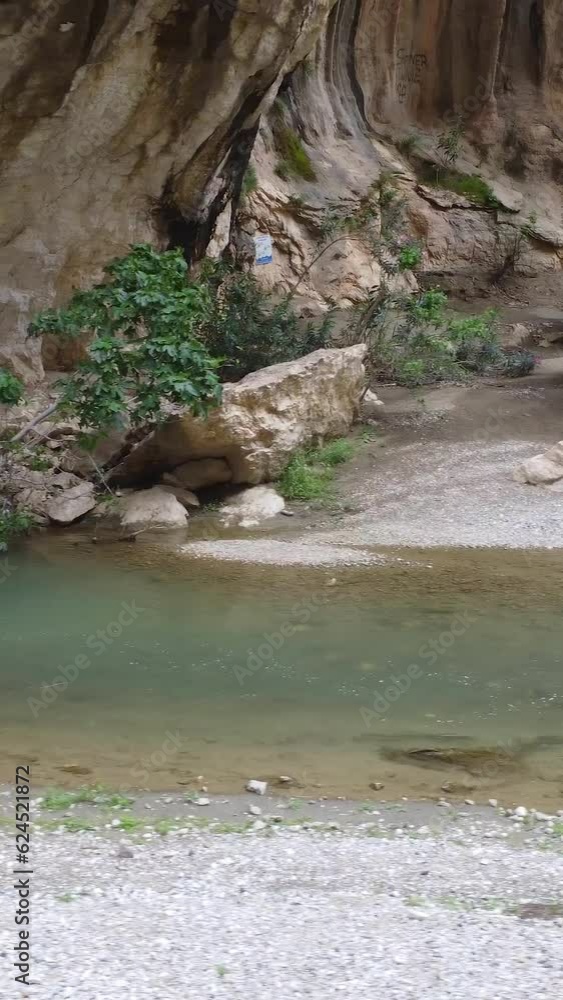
[528,0,545,85]
[157,177,195,262]
[205,0,238,57]
[180,118,260,265]
[80,0,110,65]
[342,0,368,129]
[155,0,200,62]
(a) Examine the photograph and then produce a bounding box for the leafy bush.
[198,260,331,380]
[28,245,222,432]
[437,120,464,166]
[366,291,535,386]
[500,349,536,378]
[398,244,422,271]
[0,503,34,552]
[0,369,23,406]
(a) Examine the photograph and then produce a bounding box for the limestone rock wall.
[0,0,336,380]
[1,0,562,379]
[242,0,563,308]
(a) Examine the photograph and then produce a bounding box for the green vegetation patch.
[42,786,133,811]
[274,126,317,182]
[278,438,355,503]
[418,162,500,208]
[241,165,258,198]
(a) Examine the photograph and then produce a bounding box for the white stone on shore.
[246,780,268,795]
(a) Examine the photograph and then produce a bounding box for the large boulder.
[112,346,367,486]
[514,442,563,485]
[119,487,188,532]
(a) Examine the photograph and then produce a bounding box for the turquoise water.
[1,540,563,805]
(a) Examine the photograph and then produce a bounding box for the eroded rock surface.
[0,0,336,380]
[1,1,563,381]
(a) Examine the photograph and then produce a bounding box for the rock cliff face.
[243,0,563,309]
[1,1,562,380]
[0,0,336,380]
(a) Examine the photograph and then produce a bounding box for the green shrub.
[0,369,23,406]
[500,349,536,377]
[0,505,34,552]
[437,120,464,166]
[198,260,331,380]
[241,165,258,197]
[366,291,534,386]
[28,244,222,433]
[398,244,422,271]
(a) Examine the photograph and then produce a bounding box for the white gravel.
[4,825,563,1000]
[312,440,563,549]
[181,539,387,565]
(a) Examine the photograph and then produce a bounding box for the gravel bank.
[3,813,563,1000]
[311,439,563,550]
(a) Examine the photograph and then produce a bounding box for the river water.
[1,535,562,807]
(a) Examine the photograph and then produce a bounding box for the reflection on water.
[1,538,563,806]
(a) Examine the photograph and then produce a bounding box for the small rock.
[465,799,475,806]
[252,820,267,831]
[326,578,337,587]
[514,806,528,818]
[194,797,210,807]
[488,798,498,808]
[277,775,294,785]
[116,845,134,859]
[248,804,262,816]
[369,782,384,791]
[246,779,268,795]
